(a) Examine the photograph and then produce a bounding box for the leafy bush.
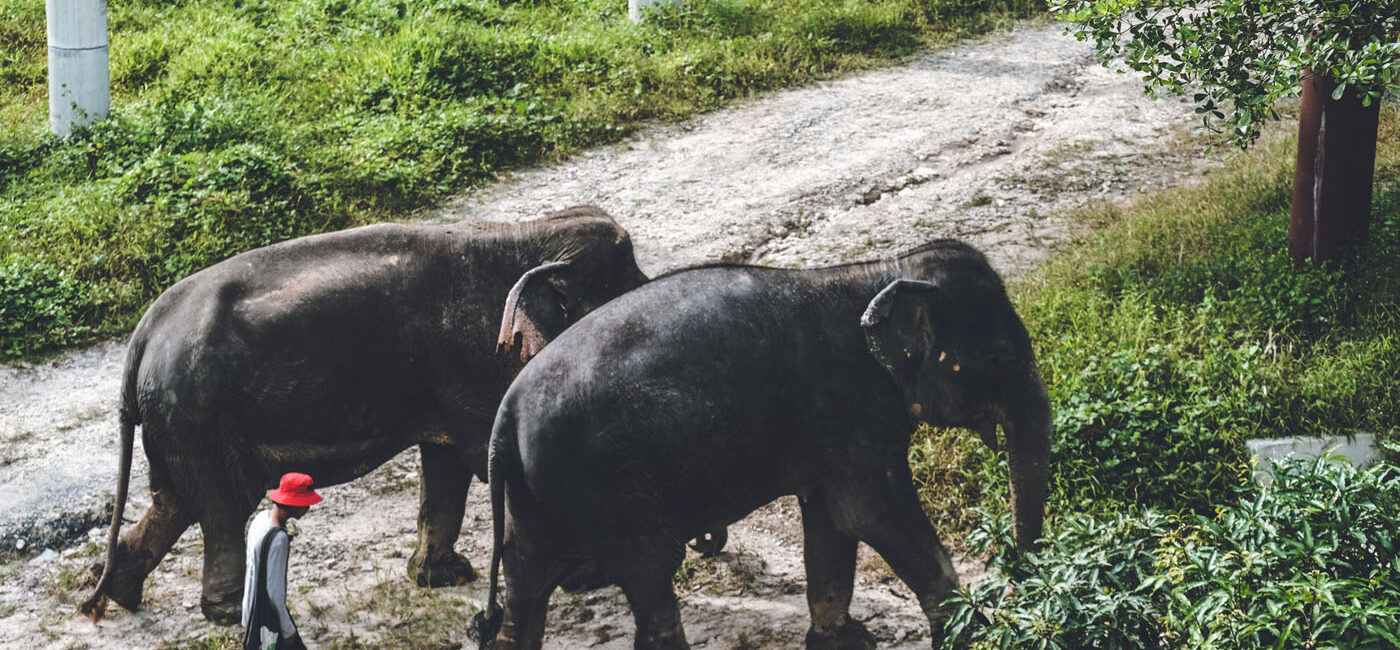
[943,458,1400,649]
[0,259,92,358]
[1052,0,1400,148]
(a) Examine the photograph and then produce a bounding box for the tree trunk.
[1289,73,1382,262]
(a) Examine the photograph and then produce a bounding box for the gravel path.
[0,21,1214,650]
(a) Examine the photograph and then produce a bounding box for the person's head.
[267,472,322,519]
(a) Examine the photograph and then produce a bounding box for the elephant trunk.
[1002,370,1051,554]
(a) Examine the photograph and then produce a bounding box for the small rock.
[15,538,26,551]
[857,187,884,205]
[361,561,374,573]
[28,549,58,566]
[911,167,939,182]
[185,600,197,610]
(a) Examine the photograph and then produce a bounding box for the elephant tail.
[470,413,512,649]
[79,414,136,623]
[80,338,145,623]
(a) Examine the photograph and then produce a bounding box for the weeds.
[909,424,999,546]
[942,458,1400,649]
[308,577,474,648]
[157,629,241,650]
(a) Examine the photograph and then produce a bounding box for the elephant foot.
[409,550,478,588]
[201,594,242,625]
[687,528,728,558]
[468,607,503,650]
[806,619,876,650]
[88,556,146,612]
[557,561,612,592]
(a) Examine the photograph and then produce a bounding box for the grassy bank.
[903,106,1400,650]
[913,107,1400,538]
[0,0,1042,358]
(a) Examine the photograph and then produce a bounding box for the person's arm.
[265,531,298,640]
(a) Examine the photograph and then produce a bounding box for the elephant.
[79,206,648,624]
[473,239,1051,650]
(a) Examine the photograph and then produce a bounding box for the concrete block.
[1246,433,1380,485]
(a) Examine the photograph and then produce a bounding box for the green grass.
[0,0,1043,359]
[911,108,1400,534]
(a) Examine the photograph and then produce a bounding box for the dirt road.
[0,21,1213,649]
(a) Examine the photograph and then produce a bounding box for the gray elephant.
[80,207,647,624]
[475,240,1051,649]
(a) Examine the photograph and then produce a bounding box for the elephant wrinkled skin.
[80,207,647,624]
[477,239,1051,650]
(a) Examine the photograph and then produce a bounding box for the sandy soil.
[0,21,1219,650]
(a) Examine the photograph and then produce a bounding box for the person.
[243,472,321,650]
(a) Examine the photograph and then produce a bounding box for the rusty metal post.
[1288,73,1382,262]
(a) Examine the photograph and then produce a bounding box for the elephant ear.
[497,261,572,364]
[859,279,943,381]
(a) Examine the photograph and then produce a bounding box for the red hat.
[267,472,323,507]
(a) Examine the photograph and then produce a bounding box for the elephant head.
[860,277,1051,553]
[497,207,649,363]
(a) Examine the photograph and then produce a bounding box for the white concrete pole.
[629,0,680,23]
[47,0,110,136]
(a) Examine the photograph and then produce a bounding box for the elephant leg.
[494,506,573,650]
[615,561,690,650]
[198,492,257,624]
[556,559,612,593]
[826,471,961,647]
[99,464,198,611]
[410,443,477,588]
[800,493,875,650]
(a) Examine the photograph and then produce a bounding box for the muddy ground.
[0,20,1221,650]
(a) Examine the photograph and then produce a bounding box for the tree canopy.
[1052,0,1400,148]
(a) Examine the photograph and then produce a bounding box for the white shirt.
[242,509,296,639]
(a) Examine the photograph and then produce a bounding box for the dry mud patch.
[1,21,1223,649]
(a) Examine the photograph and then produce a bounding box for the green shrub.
[0,259,92,357]
[943,458,1400,649]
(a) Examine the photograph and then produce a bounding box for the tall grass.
[0,0,1043,358]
